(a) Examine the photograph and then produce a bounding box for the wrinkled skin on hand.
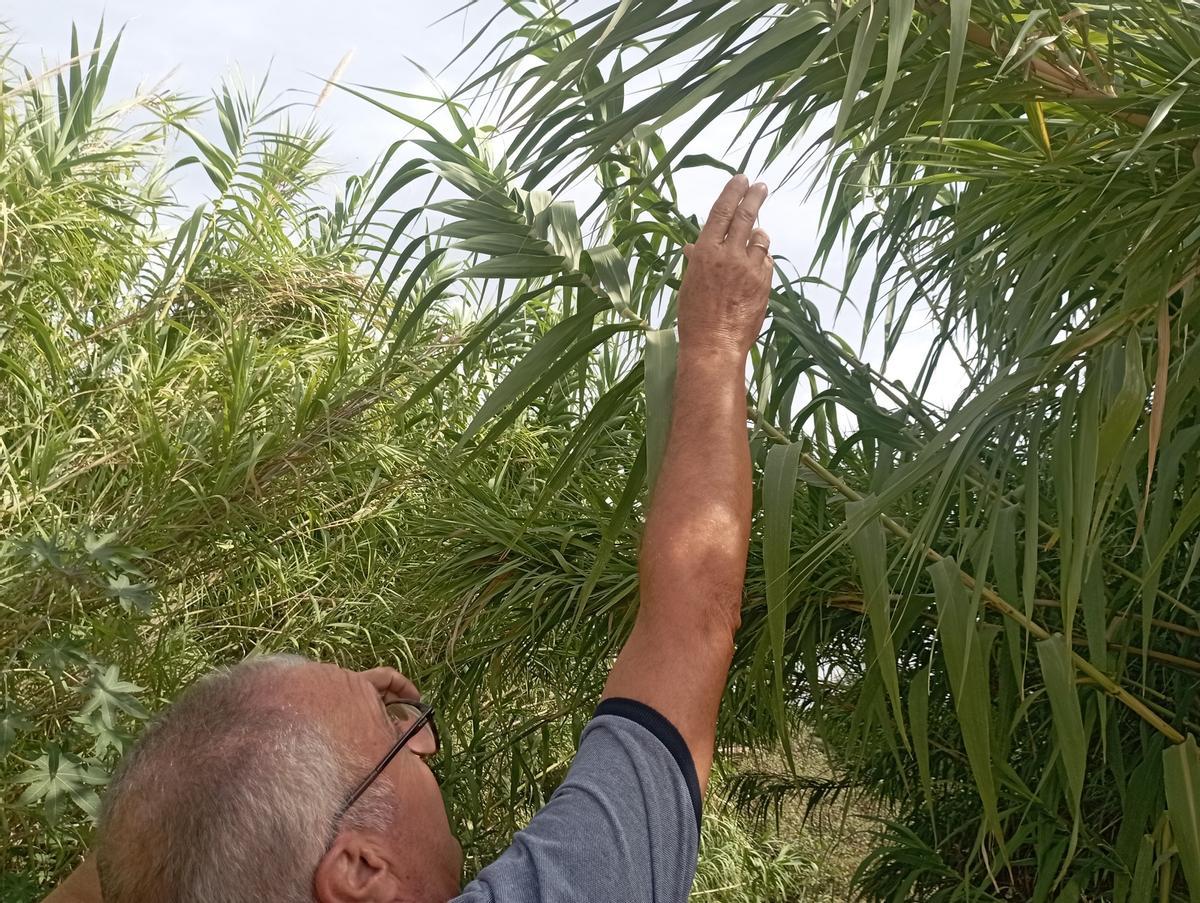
[679,174,773,360]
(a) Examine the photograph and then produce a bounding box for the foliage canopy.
[5,2,1200,900]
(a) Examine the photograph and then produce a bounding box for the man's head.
[97,655,463,903]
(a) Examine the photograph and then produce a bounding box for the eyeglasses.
[334,699,439,822]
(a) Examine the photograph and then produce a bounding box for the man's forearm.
[641,349,751,639]
[602,348,754,788]
[600,174,771,792]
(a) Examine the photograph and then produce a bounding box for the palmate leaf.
[0,709,33,757]
[15,745,109,824]
[104,573,156,614]
[72,712,135,758]
[28,636,93,684]
[79,664,150,728]
[83,530,147,571]
[24,535,70,571]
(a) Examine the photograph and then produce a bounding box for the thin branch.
[823,594,1200,677]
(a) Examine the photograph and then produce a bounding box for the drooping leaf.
[644,328,678,491]
[846,497,907,742]
[763,440,805,767]
[79,664,150,728]
[458,301,609,449]
[1037,635,1087,819]
[930,556,1001,842]
[909,664,933,819]
[1164,736,1200,902]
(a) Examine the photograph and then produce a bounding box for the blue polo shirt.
[453,698,702,903]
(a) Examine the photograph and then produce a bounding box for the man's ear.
[314,830,398,903]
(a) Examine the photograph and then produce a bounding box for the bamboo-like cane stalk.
[750,409,1187,746]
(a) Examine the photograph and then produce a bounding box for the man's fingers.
[361,667,421,702]
[699,174,749,243]
[747,227,771,261]
[726,182,768,247]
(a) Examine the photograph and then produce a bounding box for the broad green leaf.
[454,234,556,257]
[909,664,933,818]
[1037,636,1087,819]
[548,201,583,268]
[1022,418,1042,622]
[1096,331,1147,479]
[1164,736,1200,902]
[459,253,566,279]
[1064,377,1100,638]
[846,497,906,741]
[763,440,805,766]
[1115,748,1165,878]
[587,244,633,312]
[1081,557,1109,673]
[1129,834,1157,903]
[644,329,677,491]
[930,556,1000,841]
[993,504,1024,687]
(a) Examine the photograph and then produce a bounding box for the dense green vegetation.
[0,24,838,903]
[6,0,1200,900]
[451,2,1200,899]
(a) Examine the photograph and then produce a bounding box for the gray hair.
[97,654,391,903]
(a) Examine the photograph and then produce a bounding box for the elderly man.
[46,175,773,903]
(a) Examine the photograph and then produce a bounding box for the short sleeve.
[452,699,701,903]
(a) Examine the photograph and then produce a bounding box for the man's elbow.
[640,570,745,640]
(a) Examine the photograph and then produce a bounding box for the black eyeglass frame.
[334,699,439,823]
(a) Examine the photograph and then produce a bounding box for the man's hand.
[361,667,422,702]
[679,175,772,360]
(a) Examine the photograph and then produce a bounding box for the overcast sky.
[4,1,962,403]
[4,2,483,174]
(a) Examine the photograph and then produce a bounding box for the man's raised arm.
[602,174,772,792]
